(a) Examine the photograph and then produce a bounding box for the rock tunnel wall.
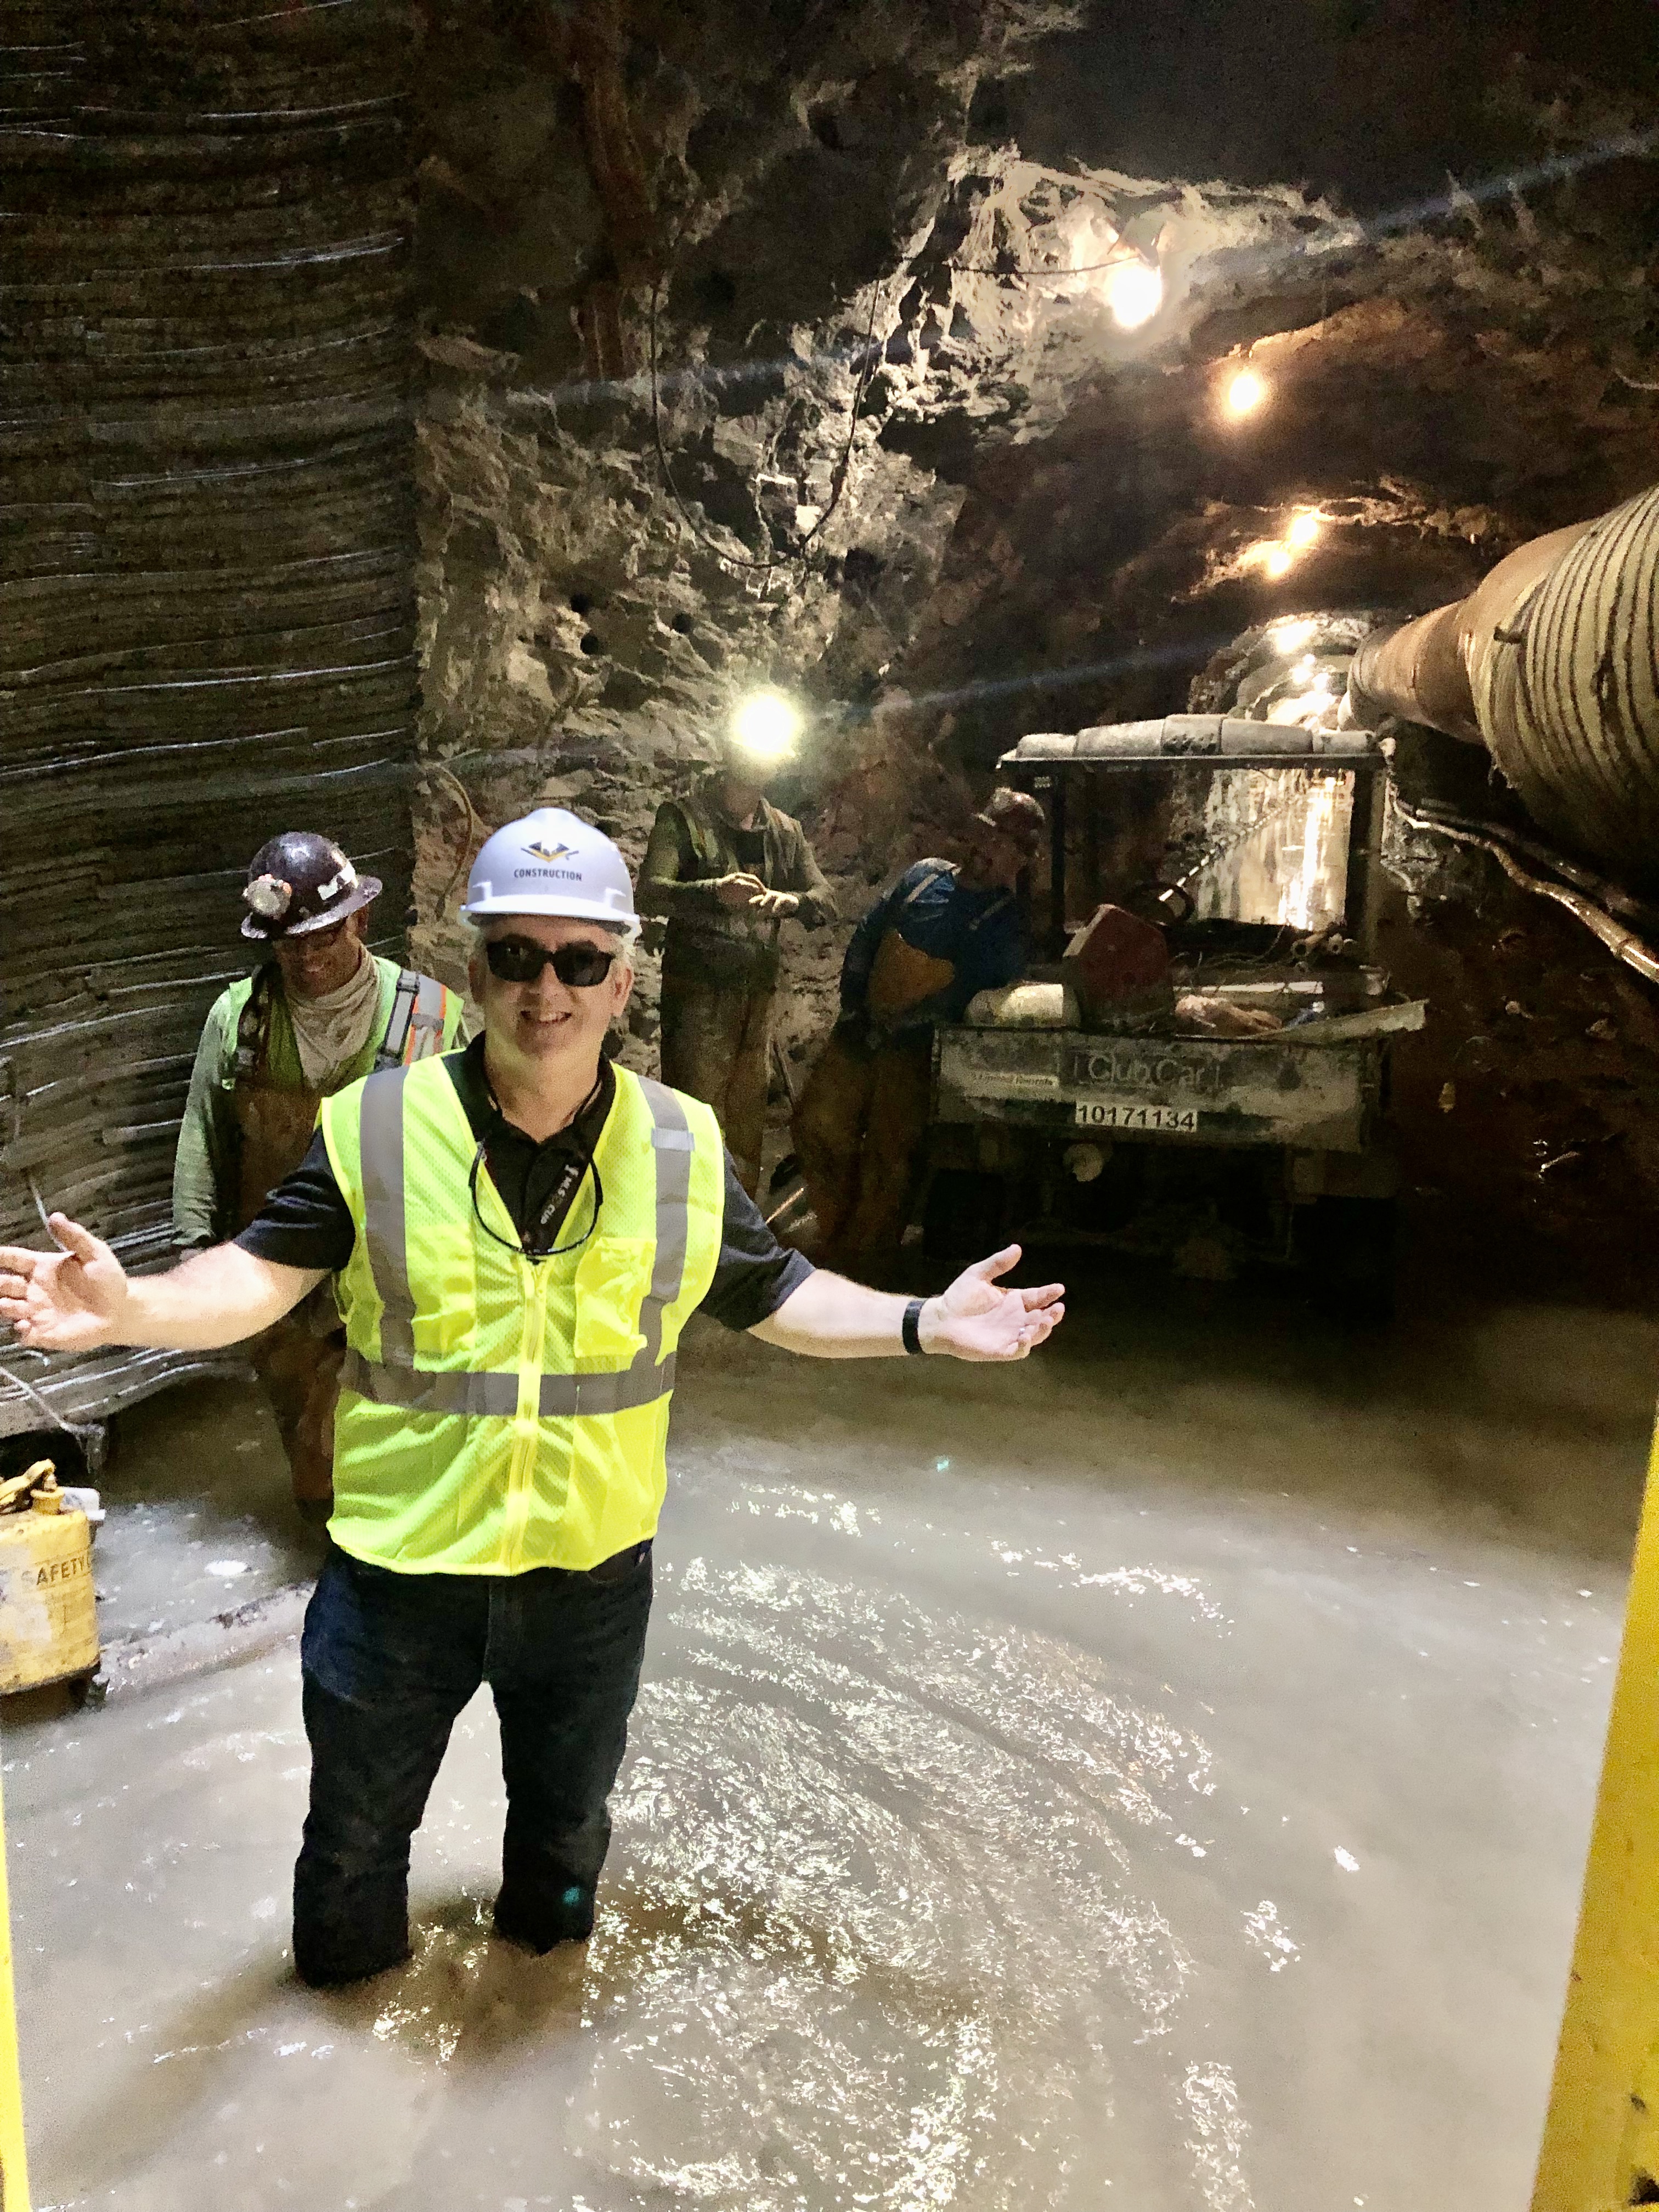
[406,0,1659,1278]
[0,0,422,1432]
[407,2,1659,930]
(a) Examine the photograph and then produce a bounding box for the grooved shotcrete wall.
[0,0,421,1434]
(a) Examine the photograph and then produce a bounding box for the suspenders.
[899,863,1013,935]
[373,972,449,1073]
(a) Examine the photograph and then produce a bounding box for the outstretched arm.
[0,1216,321,1354]
[749,1245,1064,1363]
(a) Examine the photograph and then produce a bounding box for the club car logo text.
[1070,1049,1224,1098]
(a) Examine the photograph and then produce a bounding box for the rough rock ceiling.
[411,0,1659,921]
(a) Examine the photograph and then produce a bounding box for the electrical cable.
[0,1358,102,1451]
[941,178,1172,281]
[426,761,486,912]
[647,240,885,574]
[1391,797,1659,988]
[946,251,1149,279]
[1418,803,1659,934]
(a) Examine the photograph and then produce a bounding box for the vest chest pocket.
[572,1235,654,1361]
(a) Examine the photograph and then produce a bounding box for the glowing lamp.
[730,689,802,763]
[1101,257,1163,330]
[1225,368,1267,418]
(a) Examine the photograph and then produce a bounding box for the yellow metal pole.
[1534,1420,1659,2212]
[0,1762,29,2212]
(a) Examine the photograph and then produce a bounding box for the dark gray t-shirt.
[233,1041,812,1331]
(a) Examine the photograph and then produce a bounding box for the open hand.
[714,871,768,910]
[923,1245,1065,1363]
[748,888,800,920]
[0,1216,130,1351]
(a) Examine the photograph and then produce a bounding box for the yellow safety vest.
[319,1056,725,1574]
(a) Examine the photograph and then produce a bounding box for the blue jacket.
[840,860,1025,1036]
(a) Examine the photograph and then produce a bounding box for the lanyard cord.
[468,1073,605,1261]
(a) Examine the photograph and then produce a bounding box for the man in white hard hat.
[173,831,464,1521]
[639,691,835,1195]
[0,807,1064,1989]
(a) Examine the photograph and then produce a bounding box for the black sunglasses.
[484,935,620,988]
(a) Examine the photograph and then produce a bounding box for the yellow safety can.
[0,1505,97,1695]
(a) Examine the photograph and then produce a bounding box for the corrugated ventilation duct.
[1348,483,1659,883]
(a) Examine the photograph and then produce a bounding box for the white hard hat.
[461,807,640,932]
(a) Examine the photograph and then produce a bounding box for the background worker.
[792,786,1046,1269]
[639,692,835,1195]
[2,806,1064,1990]
[173,832,463,1520]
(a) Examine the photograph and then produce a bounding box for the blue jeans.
[294,1539,653,1986]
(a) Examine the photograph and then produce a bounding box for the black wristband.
[902,1297,927,1356]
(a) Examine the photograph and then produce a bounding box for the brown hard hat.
[972,786,1046,854]
[241,832,382,941]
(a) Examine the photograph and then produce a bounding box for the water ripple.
[572,1555,1252,2209]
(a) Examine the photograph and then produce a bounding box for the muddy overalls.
[641,784,835,1196]
[793,865,1016,1265]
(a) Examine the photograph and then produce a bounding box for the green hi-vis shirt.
[171,954,466,1251]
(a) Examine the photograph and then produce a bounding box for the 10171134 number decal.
[1073,1099,1199,1133]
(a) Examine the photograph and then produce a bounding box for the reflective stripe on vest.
[338,1347,678,1418]
[348,1066,694,1414]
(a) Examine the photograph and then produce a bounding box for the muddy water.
[4,1285,1652,2211]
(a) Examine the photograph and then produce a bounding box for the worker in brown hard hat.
[639,693,836,1196]
[172,833,465,1520]
[792,787,1045,1269]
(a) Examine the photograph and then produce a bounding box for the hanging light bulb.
[1224,368,1268,419]
[1101,256,1163,330]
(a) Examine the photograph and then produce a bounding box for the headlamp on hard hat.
[240,832,381,941]
[972,786,1046,857]
[729,690,802,765]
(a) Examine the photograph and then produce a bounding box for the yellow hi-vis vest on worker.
[319,1057,724,1574]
